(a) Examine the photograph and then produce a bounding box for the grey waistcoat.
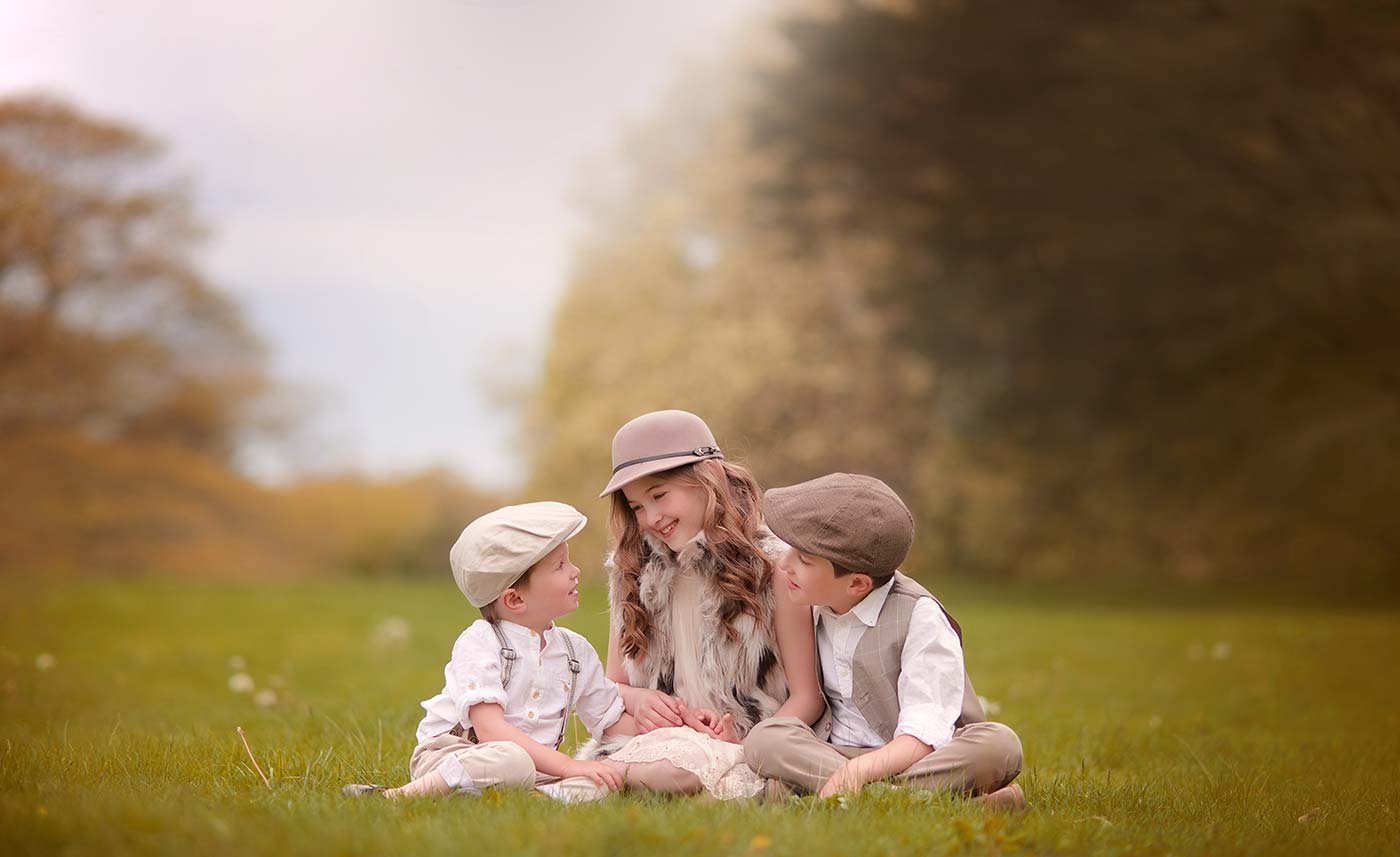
[815,571,986,745]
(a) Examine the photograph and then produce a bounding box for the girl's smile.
[622,477,709,551]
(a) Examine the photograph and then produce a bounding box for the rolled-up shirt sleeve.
[447,624,509,728]
[892,599,965,749]
[570,632,625,735]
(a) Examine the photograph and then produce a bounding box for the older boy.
[743,474,1025,808]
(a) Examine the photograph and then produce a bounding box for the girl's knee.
[628,760,702,794]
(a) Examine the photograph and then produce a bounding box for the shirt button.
[532,690,541,700]
[527,711,535,719]
[468,682,477,689]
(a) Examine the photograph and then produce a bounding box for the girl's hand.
[566,759,625,791]
[678,703,739,743]
[622,685,684,732]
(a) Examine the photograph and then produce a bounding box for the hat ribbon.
[611,446,722,474]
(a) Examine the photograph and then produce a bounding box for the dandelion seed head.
[35,653,56,671]
[371,616,412,650]
[1210,641,1232,660]
[253,689,277,707]
[228,672,255,693]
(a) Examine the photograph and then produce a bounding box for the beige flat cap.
[450,501,587,607]
[599,409,724,497]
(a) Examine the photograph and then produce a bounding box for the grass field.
[2,577,1397,856]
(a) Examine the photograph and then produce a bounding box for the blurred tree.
[0,95,503,579]
[746,0,1400,587]
[0,95,273,462]
[521,57,948,570]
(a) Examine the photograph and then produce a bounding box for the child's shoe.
[971,783,1027,812]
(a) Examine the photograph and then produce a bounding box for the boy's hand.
[818,759,870,799]
[623,686,684,732]
[566,759,625,791]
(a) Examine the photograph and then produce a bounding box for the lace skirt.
[607,727,764,801]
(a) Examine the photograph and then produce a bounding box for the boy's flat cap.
[450,501,586,607]
[763,473,913,577]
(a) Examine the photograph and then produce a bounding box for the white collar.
[493,619,554,646]
[816,576,896,628]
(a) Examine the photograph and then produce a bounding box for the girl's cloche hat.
[599,409,724,497]
[450,501,587,607]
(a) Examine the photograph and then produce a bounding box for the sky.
[1,0,769,488]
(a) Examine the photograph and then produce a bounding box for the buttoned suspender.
[488,621,582,750]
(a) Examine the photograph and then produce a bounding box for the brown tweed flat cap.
[762,473,913,577]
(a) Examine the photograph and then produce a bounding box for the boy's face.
[622,476,708,551]
[516,542,581,620]
[775,546,862,608]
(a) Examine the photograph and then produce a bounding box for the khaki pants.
[408,732,609,802]
[742,716,1022,796]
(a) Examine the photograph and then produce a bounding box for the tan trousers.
[408,733,609,802]
[742,716,1023,796]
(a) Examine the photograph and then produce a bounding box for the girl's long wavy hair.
[609,458,772,661]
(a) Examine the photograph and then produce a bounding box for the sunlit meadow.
[2,578,1396,856]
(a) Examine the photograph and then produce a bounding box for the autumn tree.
[0,95,271,461]
[0,95,282,575]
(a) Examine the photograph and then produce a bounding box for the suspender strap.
[487,621,580,750]
[489,620,518,691]
[555,631,582,750]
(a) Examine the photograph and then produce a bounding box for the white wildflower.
[229,655,246,671]
[371,616,412,650]
[35,653,56,671]
[253,689,277,707]
[1147,715,1163,729]
[1210,641,1232,660]
[228,673,255,693]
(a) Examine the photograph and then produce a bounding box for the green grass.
[1,577,1397,856]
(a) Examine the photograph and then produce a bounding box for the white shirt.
[815,577,965,749]
[415,619,625,745]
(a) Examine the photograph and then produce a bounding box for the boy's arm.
[469,702,598,781]
[602,711,638,737]
[819,735,932,797]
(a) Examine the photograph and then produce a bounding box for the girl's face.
[621,476,709,551]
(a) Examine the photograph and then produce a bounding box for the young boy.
[743,474,1026,809]
[344,501,635,801]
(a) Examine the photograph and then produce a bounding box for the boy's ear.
[845,573,874,599]
[499,587,528,614]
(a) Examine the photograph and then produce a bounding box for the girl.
[584,410,825,799]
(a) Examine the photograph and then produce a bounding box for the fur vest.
[608,527,790,738]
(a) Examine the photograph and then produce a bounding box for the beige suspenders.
[488,621,581,750]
